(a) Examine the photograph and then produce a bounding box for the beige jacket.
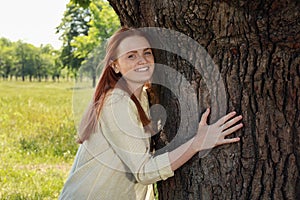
[59,88,174,200]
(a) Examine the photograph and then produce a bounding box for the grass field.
[0,81,82,199]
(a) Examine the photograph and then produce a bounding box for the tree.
[105,0,299,199]
[14,41,34,81]
[49,49,64,82]
[72,0,120,87]
[37,45,58,81]
[56,1,91,80]
[0,38,14,79]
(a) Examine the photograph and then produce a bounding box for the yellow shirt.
[59,88,174,200]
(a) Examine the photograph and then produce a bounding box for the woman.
[59,27,243,200]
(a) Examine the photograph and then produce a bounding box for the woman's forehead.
[117,36,151,57]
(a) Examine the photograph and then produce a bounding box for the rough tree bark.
[108,0,299,199]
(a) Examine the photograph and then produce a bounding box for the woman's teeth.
[134,67,149,72]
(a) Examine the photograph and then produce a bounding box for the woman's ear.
[111,62,120,74]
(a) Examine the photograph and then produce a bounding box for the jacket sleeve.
[99,91,174,185]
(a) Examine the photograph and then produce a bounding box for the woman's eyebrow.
[125,48,152,54]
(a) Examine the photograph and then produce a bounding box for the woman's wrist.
[190,136,201,153]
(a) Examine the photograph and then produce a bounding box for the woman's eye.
[144,51,152,56]
[128,54,135,59]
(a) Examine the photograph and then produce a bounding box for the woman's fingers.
[216,111,237,126]
[222,115,243,130]
[222,123,243,136]
[221,137,240,145]
[199,108,210,126]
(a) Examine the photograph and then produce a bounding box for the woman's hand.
[192,108,243,152]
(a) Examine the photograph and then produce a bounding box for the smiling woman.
[112,36,155,98]
[59,27,243,200]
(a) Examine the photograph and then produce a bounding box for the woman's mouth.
[134,66,149,72]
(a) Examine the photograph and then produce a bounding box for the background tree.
[73,0,120,87]
[37,45,58,81]
[56,1,91,80]
[87,0,299,199]
[14,41,37,81]
[49,49,64,82]
[0,38,14,80]
[23,44,37,82]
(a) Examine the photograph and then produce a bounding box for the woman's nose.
[137,55,147,64]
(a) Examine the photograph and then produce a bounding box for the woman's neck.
[127,82,144,100]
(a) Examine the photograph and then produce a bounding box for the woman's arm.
[100,90,174,185]
[101,90,242,183]
[169,108,243,171]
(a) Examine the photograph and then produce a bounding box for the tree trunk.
[21,63,25,82]
[108,0,300,199]
[92,75,96,88]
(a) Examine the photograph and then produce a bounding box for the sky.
[0,0,69,49]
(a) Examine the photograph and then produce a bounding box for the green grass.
[0,81,81,199]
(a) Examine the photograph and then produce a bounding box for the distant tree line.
[0,39,63,82]
[0,0,120,86]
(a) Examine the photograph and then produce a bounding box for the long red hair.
[77,27,152,143]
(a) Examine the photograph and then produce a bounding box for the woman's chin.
[124,74,153,84]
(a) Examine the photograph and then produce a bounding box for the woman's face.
[114,35,154,87]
